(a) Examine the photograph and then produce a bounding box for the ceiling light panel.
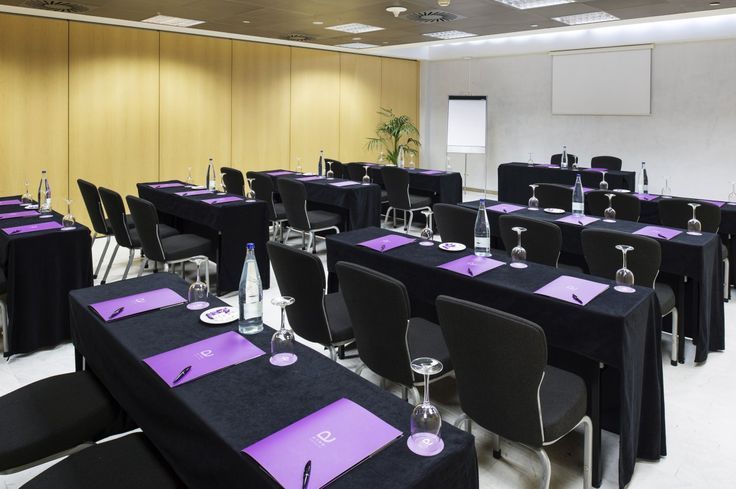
[335,42,379,49]
[326,23,384,34]
[552,12,620,25]
[494,0,574,9]
[423,30,477,39]
[142,15,205,27]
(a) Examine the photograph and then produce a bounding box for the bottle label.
[474,237,490,249]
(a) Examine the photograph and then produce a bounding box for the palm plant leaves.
[366,107,421,164]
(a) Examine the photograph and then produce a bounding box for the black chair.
[0,269,6,353]
[247,172,288,241]
[550,153,578,166]
[498,215,563,267]
[536,183,573,212]
[581,228,680,365]
[436,296,592,489]
[433,203,476,249]
[0,372,126,474]
[590,155,622,171]
[126,196,212,287]
[381,166,431,231]
[278,178,341,253]
[267,242,353,360]
[77,179,117,279]
[586,190,641,222]
[324,158,345,179]
[98,188,178,284]
[335,261,452,402]
[220,167,245,196]
[20,433,185,489]
[345,162,366,182]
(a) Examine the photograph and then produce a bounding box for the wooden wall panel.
[160,33,231,183]
[232,42,291,173]
[290,48,340,172]
[0,14,68,201]
[69,23,159,221]
[339,54,382,164]
[380,58,420,164]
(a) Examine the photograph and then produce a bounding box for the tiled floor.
[1,201,734,488]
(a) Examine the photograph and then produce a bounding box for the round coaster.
[510,262,528,269]
[727,202,736,206]
[187,301,210,311]
[543,208,565,214]
[39,214,54,219]
[419,241,435,247]
[603,219,616,223]
[527,207,540,211]
[407,434,445,457]
[60,227,77,231]
[269,353,298,367]
[614,286,636,294]
[686,231,702,236]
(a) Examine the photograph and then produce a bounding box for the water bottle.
[473,199,492,257]
[37,169,52,214]
[572,154,578,170]
[206,158,217,191]
[238,243,263,335]
[572,174,584,216]
[318,149,324,176]
[561,145,568,169]
[397,146,405,168]
[642,162,649,194]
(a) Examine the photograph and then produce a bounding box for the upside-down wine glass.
[246,178,256,200]
[604,193,617,222]
[409,153,416,169]
[510,226,527,269]
[527,152,534,166]
[420,210,434,241]
[186,257,209,310]
[220,174,228,194]
[687,203,702,235]
[326,161,334,179]
[599,171,609,191]
[61,199,76,229]
[21,179,33,207]
[362,165,371,185]
[446,157,452,172]
[270,296,297,366]
[728,182,736,203]
[614,245,636,293]
[528,184,539,211]
[186,167,193,186]
[296,157,303,175]
[408,357,444,456]
[661,177,672,197]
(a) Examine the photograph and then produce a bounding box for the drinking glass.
[420,210,434,241]
[186,167,193,186]
[326,161,334,179]
[528,184,539,211]
[728,182,736,203]
[408,357,444,456]
[614,245,635,293]
[220,174,228,194]
[604,193,617,222]
[409,153,416,169]
[599,171,609,190]
[21,179,33,206]
[527,152,534,166]
[246,178,256,200]
[61,199,76,229]
[661,177,672,197]
[270,296,297,367]
[446,157,452,172]
[378,152,386,165]
[296,157,303,174]
[362,165,371,185]
[687,203,702,235]
[510,227,527,269]
[186,257,209,310]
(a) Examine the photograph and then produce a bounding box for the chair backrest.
[498,214,562,267]
[586,190,641,222]
[125,196,166,262]
[590,155,622,171]
[247,172,277,220]
[433,203,476,248]
[324,159,345,179]
[267,242,334,345]
[581,228,661,288]
[345,162,368,182]
[77,179,109,235]
[277,178,310,231]
[220,167,245,196]
[335,261,414,387]
[99,187,135,249]
[436,295,547,448]
[550,153,578,165]
[381,166,411,209]
[536,183,573,211]
[658,198,720,233]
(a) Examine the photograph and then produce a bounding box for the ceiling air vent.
[406,10,464,23]
[22,0,90,13]
[283,33,314,42]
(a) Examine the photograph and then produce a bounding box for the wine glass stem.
[195,262,201,283]
[423,372,430,405]
[280,306,285,331]
[516,232,522,248]
[622,251,628,270]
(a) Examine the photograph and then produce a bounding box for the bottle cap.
[247,242,254,251]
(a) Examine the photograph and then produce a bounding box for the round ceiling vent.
[406,10,463,23]
[22,0,90,13]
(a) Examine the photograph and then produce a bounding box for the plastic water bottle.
[473,199,491,257]
[561,146,568,169]
[206,158,217,191]
[572,174,584,216]
[318,149,324,176]
[642,162,649,194]
[572,154,579,170]
[37,169,52,214]
[397,146,405,168]
[238,243,263,335]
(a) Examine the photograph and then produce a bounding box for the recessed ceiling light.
[709,1,720,5]
[495,0,574,9]
[336,42,379,49]
[423,30,477,40]
[142,15,205,27]
[352,37,362,40]
[242,20,250,24]
[530,24,539,27]
[312,21,324,25]
[552,12,619,25]
[326,23,384,34]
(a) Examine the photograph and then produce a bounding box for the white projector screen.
[552,46,652,116]
[447,96,487,154]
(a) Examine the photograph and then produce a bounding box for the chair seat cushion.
[409,194,432,209]
[407,317,453,383]
[0,372,122,472]
[20,433,186,489]
[272,202,287,221]
[160,234,211,261]
[128,224,178,248]
[654,282,676,314]
[324,292,355,344]
[540,366,587,443]
[306,210,342,230]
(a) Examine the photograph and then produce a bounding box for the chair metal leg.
[328,346,337,362]
[393,208,397,228]
[384,207,394,228]
[535,448,552,489]
[181,262,186,279]
[582,416,593,489]
[670,307,679,366]
[122,248,134,280]
[724,257,730,301]
[301,231,306,250]
[355,363,367,378]
[453,414,473,434]
[101,244,119,284]
[93,235,111,279]
[0,300,8,354]
[492,433,501,459]
[406,210,414,231]
[283,227,291,243]
[138,258,146,277]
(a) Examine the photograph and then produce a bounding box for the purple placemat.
[0,210,40,220]
[556,215,600,226]
[486,203,525,214]
[148,182,184,189]
[266,170,294,176]
[89,288,186,322]
[297,176,324,182]
[0,199,23,206]
[329,180,360,187]
[438,255,505,277]
[420,170,444,175]
[582,187,595,194]
[535,275,609,306]
[175,189,213,197]
[2,221,63,235]
[633,193,658,201]
[633,226,682,240]
[358,234,416,252]
[243,398,401,489]
[202,196,244,205]
[581,167,608,172]
[701,199,726,208]
[144,331,265,388]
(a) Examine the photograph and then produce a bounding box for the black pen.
[380,244,386,252]
[302,460,312,489]
[578,220,584,226]
[173,365,192,384]
[657,233,666,239]
[108,306,125,320]
[467,267,473,276]
[572,294,583,304]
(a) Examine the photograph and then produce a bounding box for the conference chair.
[20,433,185,489]
[324,158,345,179]
[498,214,563,267]
[247,172,288,241]
[98,188,178,284]
[125,196,212,288]
[550,153,578,166]
[220,167,245,196]
[433,203,476,248]
[381,166,432,231]
[435,296,592,489]
[267,242,354,360]
[0,269,7,353]
[581,228,680,365]
[77,179,120,279]
[278,178,341,253]
[536,183,573,212]
[586,190,641,222]
[590,155,623,171]
[336,261,452,403]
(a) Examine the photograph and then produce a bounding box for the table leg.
[74,347,85,372]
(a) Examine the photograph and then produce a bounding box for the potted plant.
[366,107,420,165]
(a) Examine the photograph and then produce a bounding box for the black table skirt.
[498,163,636,205]
[69,273,478,489]
[137,182,270,294]
[364,166,463,205]
[0,198,92,356]
[326,227,665,489]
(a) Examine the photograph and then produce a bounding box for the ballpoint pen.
[302,460,312,489]
[572,294,583,304]
[657,233,666,238]
[578,220,584,226]
[467,267,473,276]
[108,306,125,320]
[380,244,386,252]
[173,365,192,384]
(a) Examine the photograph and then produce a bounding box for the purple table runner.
[0,210,40,220]
[633,193,659,201]
[438,255,506,277]
[0,199,23,206]
[89,288,186,322]
[535,275,609,306]
[632,226,682,240]
[701,199,726,208]
[358,235,416,252]
[329,180,360,187]
[148,182,184,189]
[202,196,244,205]
[582,167,608,172]
[175,190,213,197]
[556,215,600,226]
[267,170,294,176]
[297,176,324,182]
[2,221,63,235]
[486,203,525,214]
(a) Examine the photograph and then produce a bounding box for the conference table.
[0,196,92,357]
[357,164,464,205]
[459,199,725,364]
[69,273,479,489]
[137,181,269,295]
[326,227,666,489]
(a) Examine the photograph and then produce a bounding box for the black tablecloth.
[69,273,478,489]
[498,163,636,205]
[0,197,92,356]
[363,166,463,205]
[326,227,665,489]
[137,182,269,295]
[255,171,382,230]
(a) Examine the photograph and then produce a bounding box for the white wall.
[420,38,736,200]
